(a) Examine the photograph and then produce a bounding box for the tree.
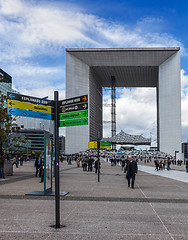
[0,91,21,155]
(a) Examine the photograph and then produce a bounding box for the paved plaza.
[0,159,188,240]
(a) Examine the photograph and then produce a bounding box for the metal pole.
[97,131,100,182]
[26,140,28,159]
[111,76,116,150]
[97,140,100,182]
[54,91,60,228]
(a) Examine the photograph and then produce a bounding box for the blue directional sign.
[7,92,53,120]
[7,107,52,120]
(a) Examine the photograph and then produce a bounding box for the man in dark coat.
[35,154,42,177]
[88,157,94,171]
[124,156,138,189]
[94,159,101,174]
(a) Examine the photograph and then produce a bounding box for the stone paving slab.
[1,160,188,239]
[1,199,188,239]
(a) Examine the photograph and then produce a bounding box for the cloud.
[181,69,188,129]
[103,88,157,142]
[0,0,188,145]
[17,86,65,101]
[103,70,188,144]
[0,0,186,61]
[8,61,65,98]
[0,0,99,61]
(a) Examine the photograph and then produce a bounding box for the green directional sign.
[100,141,111,149]
[88,141,111,149]
[60,118,88,127]
[59,110,88,120]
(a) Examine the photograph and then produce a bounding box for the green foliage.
[0,91,22,155]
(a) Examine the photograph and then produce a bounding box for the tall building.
[65,48,181,156]
[0,68,12,95]
[16,116,54,134]
[182,142,188,160]
[18,129,53,153]
[59,136,65,155]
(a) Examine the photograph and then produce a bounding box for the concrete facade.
[65,52,90,154]
[65,48,181,156]
[158,51,181,156]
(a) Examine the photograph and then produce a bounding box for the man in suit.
[124,156,138,189]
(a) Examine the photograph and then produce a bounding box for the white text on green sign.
[60,118,88,127]
[59,110,88,120]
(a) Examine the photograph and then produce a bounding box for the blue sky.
[0,0,188,144]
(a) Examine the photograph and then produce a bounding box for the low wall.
[4,161,13,176]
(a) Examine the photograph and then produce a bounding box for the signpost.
[88,141,111,149]
[7,92,53,106]
[7,107,52,120]
[7,99,51,113]
[60,94,88,106]
[59,94,88,127]
[100,141,111,149]
[59,110,88,120]
[59,102,88,113]
[88,140,111,182]
[60,118,88,127]
[54,91,60,228]
[7,91,88,229]
[88,141,98,149]
[7,92,53,120]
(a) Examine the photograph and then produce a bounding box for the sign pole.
[97,131,100,183]
[54,91,60,228]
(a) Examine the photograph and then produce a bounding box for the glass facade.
[0,68,12,95]
[18,129,53,153]
[182,142,188,159]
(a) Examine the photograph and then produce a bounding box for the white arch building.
[65,48,181,156]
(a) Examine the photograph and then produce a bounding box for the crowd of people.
[62,151,138,188]
[1,149,188,182]
[62,154,101,174]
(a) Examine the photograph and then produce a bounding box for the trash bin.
[4,161,13,176]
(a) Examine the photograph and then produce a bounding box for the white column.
[65,52,90,154]
[158,51,181,156]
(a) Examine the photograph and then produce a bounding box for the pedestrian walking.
[12,156,18,168]
[35,154,42,177]
[40,156,45,183]
[121,158,125,170]
[76,157,80,167]
[124,156,138,189]
[82,157,88,171]
[88,157,94,171]
[154,159,159,171]
[167,158,171,170]
[94,159,100,174]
